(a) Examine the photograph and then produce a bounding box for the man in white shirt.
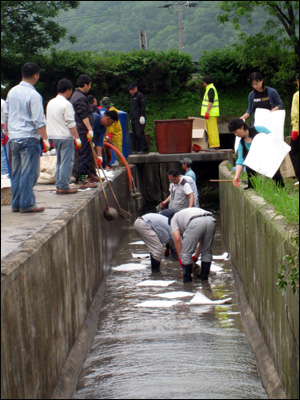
[3,62,48,213]
[46,79,81,194]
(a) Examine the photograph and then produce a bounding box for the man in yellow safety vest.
[200,75,220,149]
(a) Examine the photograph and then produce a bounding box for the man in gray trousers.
[171,207,216,283]
[134,213,175,273]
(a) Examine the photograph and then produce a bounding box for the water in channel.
[74,212,267,399]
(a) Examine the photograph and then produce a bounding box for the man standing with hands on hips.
[128,82,148,154]
[201,75,220,150]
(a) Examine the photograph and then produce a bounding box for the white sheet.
[112,264,148,272]
[244,133,291,178]
[254,109,286,140]
[129,241,145,245]
[132,253,150,259]
[188,292,232,306]
[136,280,176,287]
[153,291,194,299]
[135,300,182,308]
[212,252,229,260]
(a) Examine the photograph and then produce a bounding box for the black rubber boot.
[150,255,160,273]
[182,264,193,283]
[200,261,211,280]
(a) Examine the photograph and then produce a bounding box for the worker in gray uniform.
[159,169,194,219]
[134,213,176,273]
[181,174,199,207]
[171,207,216,283]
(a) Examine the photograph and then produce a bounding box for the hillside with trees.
[55,0,269,61]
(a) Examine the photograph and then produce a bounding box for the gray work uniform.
[134,213,173,262]
[169,177,193,210]
[181,175,199,207]
[171,208,216,265]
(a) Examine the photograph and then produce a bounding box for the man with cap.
[128,82,148,154]
[100,96,124,165]
[134,213,176,273]
[171,207,216,283]
[180,157,196,182]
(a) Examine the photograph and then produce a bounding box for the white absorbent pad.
[135,300,182,308]
[244,133,290,178]
[132,253,150,259]
[213,252,229,260]
[136,280,176,287]
[129,241,145,245]
[112,264,148,272]
[188,292,232,306]
[153,291,194,299]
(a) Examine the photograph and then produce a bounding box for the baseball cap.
[128,82,137,89]
[100,96,113,108]
[180,157,192,166]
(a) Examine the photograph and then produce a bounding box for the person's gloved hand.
[179,258,182,268]
[86,130,94,141]
[1,133,8,146]
[192,255,198,263]
[139,116,145,125]
[42,139,50,152]
[108,133,113,141]
[97,156,103,167]
[291,131,299,141]
[155,201,165,213]
[204,112,209,120]
[75,138,82,150]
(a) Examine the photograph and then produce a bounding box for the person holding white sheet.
[240,72,283,125]
[228,118,285,189]
[289,73,299,182]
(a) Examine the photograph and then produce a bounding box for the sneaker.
[21,207,45,213]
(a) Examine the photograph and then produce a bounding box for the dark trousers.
[131,119,148,152]
[77,131,94,180]
[290,136,299,180]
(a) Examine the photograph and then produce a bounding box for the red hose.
[103,142,132,192]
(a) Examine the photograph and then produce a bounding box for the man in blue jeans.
[46,79,81,194]
[3,62,49,213]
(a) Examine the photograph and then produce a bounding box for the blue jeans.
[1,143,10,175]
[10,138,40,212]
[52,139,74,190]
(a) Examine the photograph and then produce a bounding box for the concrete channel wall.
[1,170,137,399]
[219,161,299,399]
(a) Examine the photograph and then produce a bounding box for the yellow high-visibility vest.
[201,83,219,117]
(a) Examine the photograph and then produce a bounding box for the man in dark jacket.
[128,82,148,154]
[70,74,97,188]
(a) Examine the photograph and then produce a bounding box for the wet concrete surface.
[73,214,268,399]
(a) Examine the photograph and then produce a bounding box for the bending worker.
[134,213,176,273]
[171,208,216,283]
[159,169,194,219]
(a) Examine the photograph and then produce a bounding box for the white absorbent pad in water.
[112,264,148,271]
[188,292,232,306]
[153,291,194,299]
[213,252,229,260]
[129,241,145,245]
[136,280,176,287]
[135,300,182,308]
[132,253,150,259]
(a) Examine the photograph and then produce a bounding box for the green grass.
[251,175,299,229]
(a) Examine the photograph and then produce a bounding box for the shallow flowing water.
[74,213,267,399]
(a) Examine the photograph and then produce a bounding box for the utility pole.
[139,30,148,50]
[159,1,197,53]
[178,2,183,53]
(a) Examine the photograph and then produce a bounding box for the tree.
[218,1,299,60]
[1,1,80,56]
